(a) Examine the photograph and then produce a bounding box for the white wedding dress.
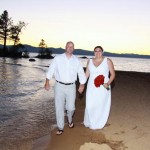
[83,58,111,129]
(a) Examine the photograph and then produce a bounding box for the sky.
[1,0,150,55]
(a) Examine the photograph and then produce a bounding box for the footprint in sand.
[79,143,113,150]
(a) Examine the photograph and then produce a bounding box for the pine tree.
[10,21,27,46]
[37,39,53,58]
[0,10,13,56]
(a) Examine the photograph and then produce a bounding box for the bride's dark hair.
[94,46,104,52]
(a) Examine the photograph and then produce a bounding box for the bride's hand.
[103,83,109,90]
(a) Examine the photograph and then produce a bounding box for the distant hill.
[0,44,150,59]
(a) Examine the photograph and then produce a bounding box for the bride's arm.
[107,58,115,86]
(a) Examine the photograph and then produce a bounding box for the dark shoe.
[56,129,63,135]
[68,122,74,128]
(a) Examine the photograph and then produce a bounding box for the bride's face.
[94,48,103,58]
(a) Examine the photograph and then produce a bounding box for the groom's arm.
[44,57,56,91]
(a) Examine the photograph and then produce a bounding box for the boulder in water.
[29,58,36,61]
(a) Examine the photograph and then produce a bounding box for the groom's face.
[65,42,74,54]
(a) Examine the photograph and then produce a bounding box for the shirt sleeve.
[46,57,56,80]
[77,59,87,84]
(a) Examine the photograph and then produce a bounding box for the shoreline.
[32,70,150,150]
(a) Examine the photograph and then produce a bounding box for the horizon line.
[0,43,150,56]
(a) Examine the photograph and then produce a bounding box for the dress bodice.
[88,57,109,83]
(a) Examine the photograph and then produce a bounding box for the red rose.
[94,75,105,88]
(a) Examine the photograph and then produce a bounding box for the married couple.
[44,41,115,135]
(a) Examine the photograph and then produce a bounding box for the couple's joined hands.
[78,84,85,94]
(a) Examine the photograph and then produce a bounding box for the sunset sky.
[1,0,150,55]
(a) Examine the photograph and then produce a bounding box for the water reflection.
[0,58,55,150]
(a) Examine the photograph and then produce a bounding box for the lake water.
[0,56,150,149]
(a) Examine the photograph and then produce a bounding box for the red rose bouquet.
[94,75,110,90]
[94,75,105,87]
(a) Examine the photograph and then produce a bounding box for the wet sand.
[33,71,150,150]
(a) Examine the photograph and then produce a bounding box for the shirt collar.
[64,53,74,59]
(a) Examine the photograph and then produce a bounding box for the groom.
[44,41,86,135]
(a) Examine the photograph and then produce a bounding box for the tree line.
[0,10,52,59]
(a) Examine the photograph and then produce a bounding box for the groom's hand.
[78,84,85,94]
[44,82,50,91]
[44,78,50,91]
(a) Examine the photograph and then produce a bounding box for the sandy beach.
[33,71,150,150]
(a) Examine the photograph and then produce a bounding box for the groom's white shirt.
[46,53,86,84]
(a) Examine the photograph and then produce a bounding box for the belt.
[56,80,74,85]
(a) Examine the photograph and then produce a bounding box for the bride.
[83,46,115,129]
